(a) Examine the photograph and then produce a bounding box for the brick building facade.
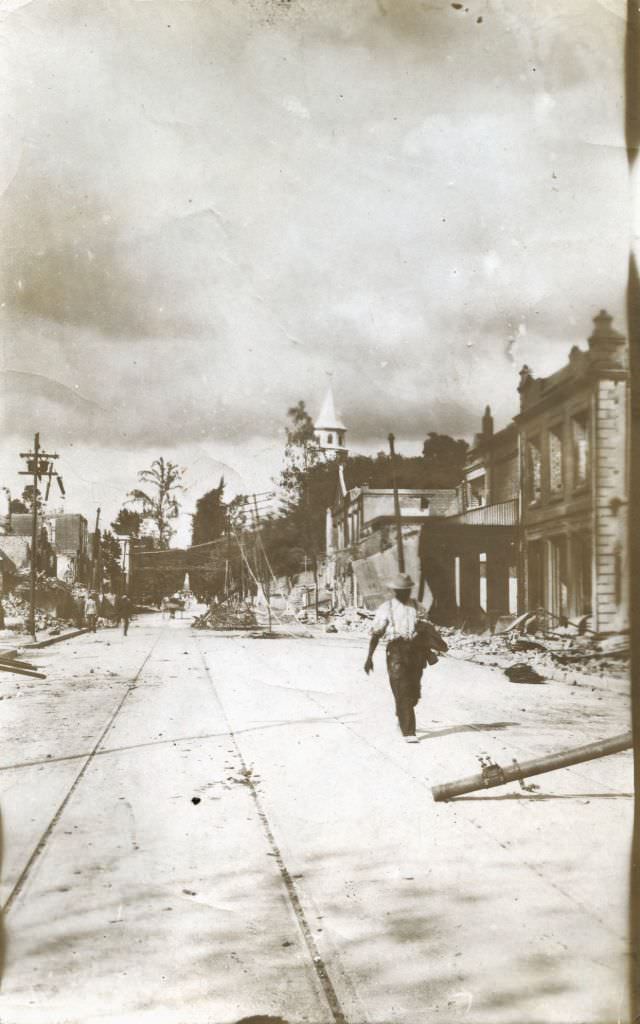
[46,513,90,584]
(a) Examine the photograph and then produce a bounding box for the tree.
[12,485,43,514]
[9,497,28,514]
[111,507,143,538]
[191,477,226,546]
[280,401,319,506]
[422,432,469,487]
[127,457,184,549]
[100,531,125,592]
[277,401,325,575]
[256,400,471,584]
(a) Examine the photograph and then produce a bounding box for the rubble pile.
[0,593,56,633]
[193,602,258,631]
[443,626,629,686]
[321,607,374,635]
[1,587,79,635]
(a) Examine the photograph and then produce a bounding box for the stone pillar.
[594,376,628,631]
[486,550,510,617]
[459,553,481,617]
[421,549,457,623]
[325,507,334,554]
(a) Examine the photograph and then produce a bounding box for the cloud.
[0,0,628,516]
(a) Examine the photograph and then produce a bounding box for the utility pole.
[128,538,136,600]
[302,443,320,622]
[29,435,40,638]
[238,511,245,601]
[252,494,272,632]
[2,487,12,534]
[19,433,63,638]
[225,508,232,601]
[92,508,101,592]
[388,433,405,573]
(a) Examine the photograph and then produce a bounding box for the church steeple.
[313,385,347,460]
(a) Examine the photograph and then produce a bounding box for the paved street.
[0,615,632,1024]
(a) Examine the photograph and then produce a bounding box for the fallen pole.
[0,657,39,671]
[432,731,633,802]
[24,628,90,649]
[0,662,46,680]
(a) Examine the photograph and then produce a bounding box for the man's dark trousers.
[386,638,424,736]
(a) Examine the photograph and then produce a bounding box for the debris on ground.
[306,602,628,689]
[442,623,629,687]
[504,662,546,684]
[189,592,629,690]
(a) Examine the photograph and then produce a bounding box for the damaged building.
[323,309,629,635]
[419,409,520,626]
[517,309,628,633]
[419,309,629,632]
[47,513,91,585]
[325,475,457,609]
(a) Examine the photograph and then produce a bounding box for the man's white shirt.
[371,598,428,643]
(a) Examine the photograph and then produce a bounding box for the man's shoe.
[404,735,419,744]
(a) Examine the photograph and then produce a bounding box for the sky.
[0,0,629,545]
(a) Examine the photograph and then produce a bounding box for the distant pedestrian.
[117,593,133,636]
[364,573,446,743]
[84,593,98,633]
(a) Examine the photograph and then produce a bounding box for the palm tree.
[128,457,184,549]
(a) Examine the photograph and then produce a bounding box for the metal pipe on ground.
[432,731,633,802]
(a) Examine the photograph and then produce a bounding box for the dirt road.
[0,615,632,1023]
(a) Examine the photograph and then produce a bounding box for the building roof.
[315,386,346,431]
[516,310,627,418]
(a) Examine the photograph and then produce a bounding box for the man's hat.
[388,572,415,591]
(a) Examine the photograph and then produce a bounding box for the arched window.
[327,433,334,445]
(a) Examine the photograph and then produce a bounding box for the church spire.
[313,385,347,459]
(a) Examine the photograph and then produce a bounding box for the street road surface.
[0,614,632,1024]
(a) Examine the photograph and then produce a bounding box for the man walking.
[84,592,98,634]
[117,593,133,636]
[364,573,446,743]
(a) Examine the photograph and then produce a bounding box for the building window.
[327,433,333,445]
[527,438,542,504]
[548,426,563,497]
[572,411,589,488]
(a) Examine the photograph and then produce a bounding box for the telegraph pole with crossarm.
[19,434,65,638]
